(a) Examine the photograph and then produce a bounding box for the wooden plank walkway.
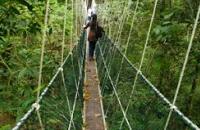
[83,58,106,130]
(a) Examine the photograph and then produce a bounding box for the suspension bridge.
[11,0,200,130]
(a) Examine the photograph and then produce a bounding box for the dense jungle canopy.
[0,0,200,129]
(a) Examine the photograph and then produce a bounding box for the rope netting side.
[12,31,86,130]
[164,4,200,130]
[99,1,140,126]
[96,43,132,130]
[96,36,200,130]
[97,1,130,100]
[36,0,50,129]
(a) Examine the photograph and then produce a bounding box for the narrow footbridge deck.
[83,59,106,130]
[12,32,200,130]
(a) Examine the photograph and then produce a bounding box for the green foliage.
[0,124,12,130]
[98,0,200,128]
[0,0,75,127]
[0,0,200,129]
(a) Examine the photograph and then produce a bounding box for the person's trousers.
[89,41,96,58]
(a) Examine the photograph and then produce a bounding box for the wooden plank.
[83,59,106,130]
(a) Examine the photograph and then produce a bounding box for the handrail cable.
[118,0,140,129]
[36,0,50,129]
[60,0,76,129]
[108,40,200,130]
[70,0,80,96]
[100,2,129,102]
[119,0,159,127]
[68,1,86,129]
[104,0,140,117]
[12,52,71,130]
[164,4,200,130]
[97,43,132,129]
[12,1,85,127]
[68,55,83,130]
[100,1,129,96]
[68,31,85,130]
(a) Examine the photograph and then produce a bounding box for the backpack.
[87,21,104,41]
[96,26,104,39]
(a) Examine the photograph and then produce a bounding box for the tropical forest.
[0,0,200,130]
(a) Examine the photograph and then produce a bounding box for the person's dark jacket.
[84,21,104,42]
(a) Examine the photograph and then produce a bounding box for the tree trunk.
[160,0,166,12]
[169,0,172,8]
[184,58,199,130]
[186,60,199,117]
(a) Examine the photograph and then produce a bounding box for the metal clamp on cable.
[59,67,63,72]
[170,105,177,111]
[137,70,142,74]
[32,102,40,111]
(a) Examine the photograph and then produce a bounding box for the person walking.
[84,14,101,61]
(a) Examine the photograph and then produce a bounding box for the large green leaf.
[0,0,7,5]
[10,6,20,15]
[16,0,33,11]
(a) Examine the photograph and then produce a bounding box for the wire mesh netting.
[95,36,198,130]
[13,31,86,130]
